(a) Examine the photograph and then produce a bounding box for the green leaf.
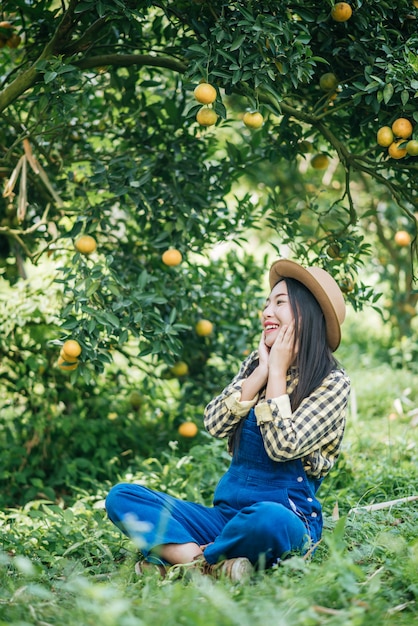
[401,90,409,105]
[364,81,380,92]
[86,281,100,297]
[188,44,208,54]
[101,311,120,328]
[383,83,394,104]
[229,34,246,51]
[44,71,58,84]
[61,318,80,330]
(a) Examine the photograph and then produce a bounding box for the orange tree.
[0,0,417,503]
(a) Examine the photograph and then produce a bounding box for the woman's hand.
[240,332,269,401]
[257,331,270,370]
[263,324,296,400]
[268,323,296,375]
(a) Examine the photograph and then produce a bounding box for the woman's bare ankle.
[157,542,203,564]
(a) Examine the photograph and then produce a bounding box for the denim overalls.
[106,408,323,568]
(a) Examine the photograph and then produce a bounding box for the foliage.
[1,361,417,625]
[1,5,417,620]
[0,0,416,378]
[0,257,262,507]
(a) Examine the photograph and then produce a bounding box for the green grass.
[1,363,417,626]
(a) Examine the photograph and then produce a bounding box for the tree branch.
[61,17,109,54]
[0,0,80,114]
[259,90,417,238]
[76,54,188,74]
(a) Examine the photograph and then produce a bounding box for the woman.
[106,258,351,581]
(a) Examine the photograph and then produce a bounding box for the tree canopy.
[0,0,417,372]
[1,0,418,506]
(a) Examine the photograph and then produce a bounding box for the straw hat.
[269,258,346,351]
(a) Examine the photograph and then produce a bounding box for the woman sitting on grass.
[106,258,351,581]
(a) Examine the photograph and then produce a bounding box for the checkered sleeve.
[254,369,350,476]
[204,351,259,438]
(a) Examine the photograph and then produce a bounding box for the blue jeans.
[106,409,323,568]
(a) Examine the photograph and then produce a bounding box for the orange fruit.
[196,107,218,126]
[327,244,342,259]
[391,118,413,139]
[319,73,339,91]
[311,154,329,169]
[59,350,78,363]
[406,139,418,156]
[57,356,79,371]
[6,33,21,48]
[171,361,189,377]
[243,111,264,129]
[388,140,407,159]
[339,277,354,293]
[298,140,313,153]
[394,230,411,247]
[331,2,353,22]
[178,422,198,437]
[129,390,143,410]
[402,304,417,316]
[75,234,97,254]
[194,83,217,104]
[195,319,213,336]
[61,339,82,359]
[376,126,394,147]
[162,248,182,266]
[0,21,13,31]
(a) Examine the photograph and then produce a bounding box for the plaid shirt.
[204,351,350,478]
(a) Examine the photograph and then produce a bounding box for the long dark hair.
[230,277,339,452]
[284,277,338,411]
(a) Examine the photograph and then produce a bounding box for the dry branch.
[349,495,418,514]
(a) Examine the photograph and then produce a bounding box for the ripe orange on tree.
[57,356,79,371]
[331,2,353,22]
[195,319,214,336]
[194,82,217,104]
[61,339,82,360]
[171,361,189,377]
[394,230,411,247]
[388,140,407,159]
[243,111,264,129]
[162,248,182,266]
[0,20,13,47]
[311,154,329,169]
[391,118,413,139]
[6,33,21,48]
[377,126,394,147]
[0,21,13,34]
[196,107,218,126]
[75,234,97,254]
[178,422,198,438]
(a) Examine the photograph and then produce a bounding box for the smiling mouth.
[264,324,279,332]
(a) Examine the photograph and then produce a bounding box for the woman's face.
[262,280,295,348]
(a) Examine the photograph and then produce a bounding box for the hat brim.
[269,259,344,351]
